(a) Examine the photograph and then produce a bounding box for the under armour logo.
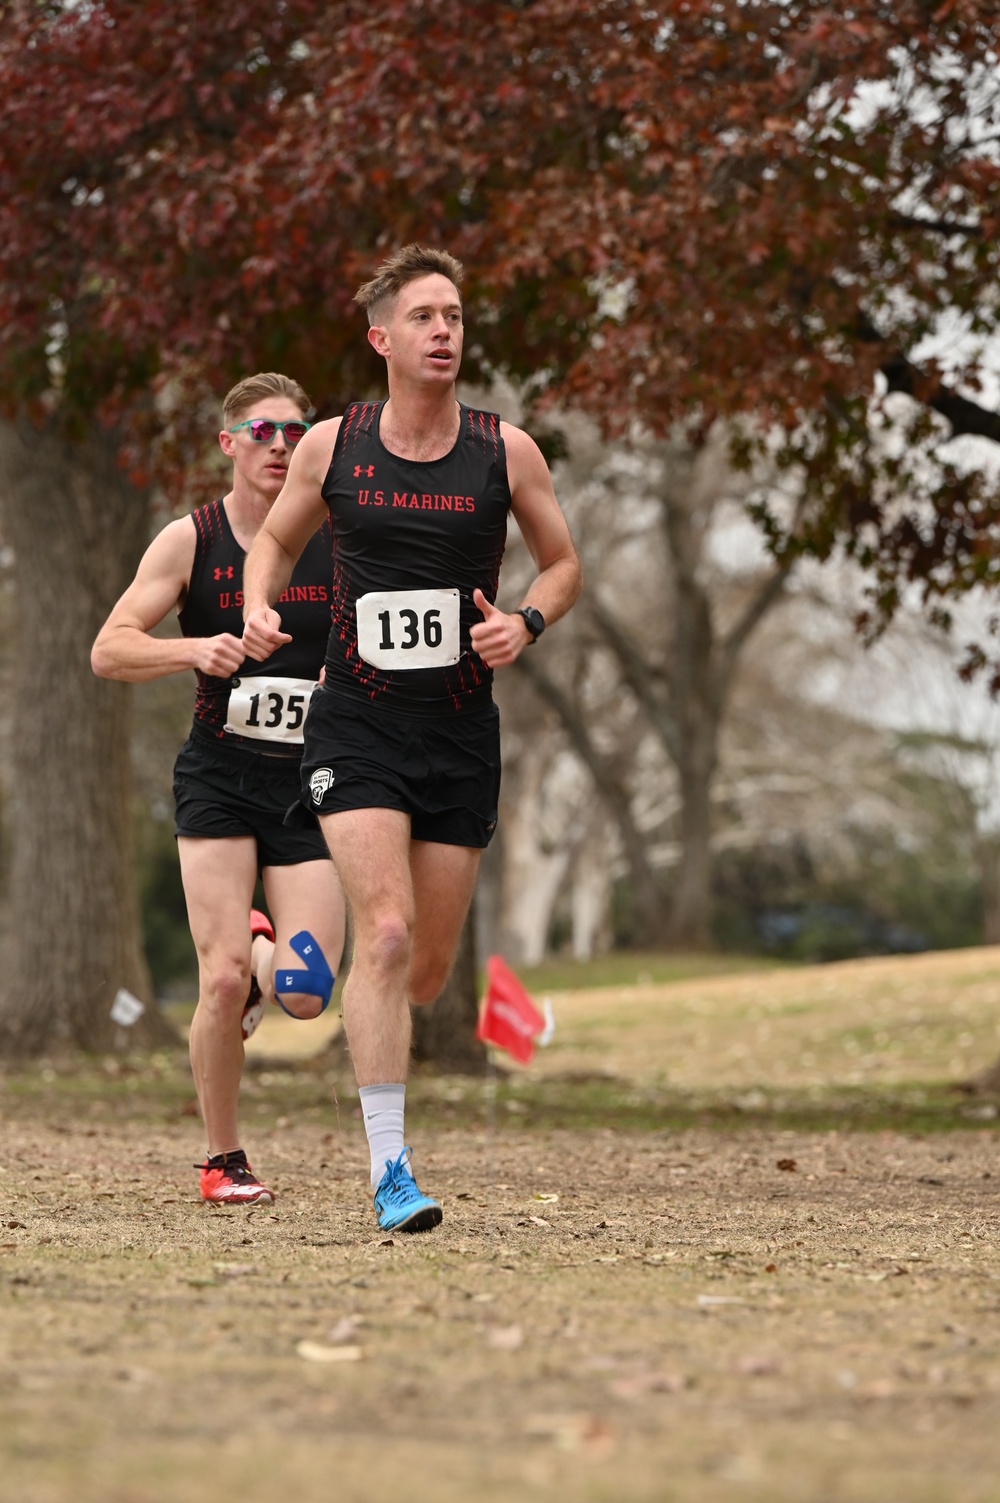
[354,464,375,478]
[214,566,234,580]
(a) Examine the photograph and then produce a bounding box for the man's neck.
[224,481,275,552]
[379,389,460,463]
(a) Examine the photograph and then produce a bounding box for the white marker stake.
[110,988,145,1026]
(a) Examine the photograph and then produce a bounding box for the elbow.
[90,640,119,680]
[569,554,584,606]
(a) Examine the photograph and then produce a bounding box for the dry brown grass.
[2,946,1000,1502]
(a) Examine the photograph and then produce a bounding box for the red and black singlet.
[320,401,511,715]
[178,498,333,744]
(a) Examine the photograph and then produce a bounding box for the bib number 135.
[356,588,460,670]
[225,676,318,744]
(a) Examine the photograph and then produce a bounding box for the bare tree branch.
[718,567,793,690]
[513,652,667,941]
[879,351,1000,445]
[589,596,682,765]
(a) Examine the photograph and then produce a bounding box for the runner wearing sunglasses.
[242,248,581,1233]
[228,418,312,445]
[91,372,345,1206]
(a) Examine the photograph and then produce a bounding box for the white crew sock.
[359,1083,411,1188]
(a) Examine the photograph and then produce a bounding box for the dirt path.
[2,1098,999,1502]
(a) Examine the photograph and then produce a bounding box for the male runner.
[242,248,582,1232]
[92,372,345,1205]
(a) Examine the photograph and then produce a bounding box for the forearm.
[91,627,201,682]
[242,528,297,618]
[520,554,583,627]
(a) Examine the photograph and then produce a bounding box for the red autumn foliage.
[2,1,999,616]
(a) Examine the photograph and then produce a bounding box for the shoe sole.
[380,1203,443,1234]
[241,999,266,1041]
[201,1187,275,1205]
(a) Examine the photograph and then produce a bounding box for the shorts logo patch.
[309,768,335,805]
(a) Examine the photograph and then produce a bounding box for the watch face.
[521,607,545,638]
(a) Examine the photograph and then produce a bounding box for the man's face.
[218,396,306,500]
[369,273,464,384]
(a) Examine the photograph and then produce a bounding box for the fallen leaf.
[213,1262,257,1278]
[528,1216,550,1228]
[733,1354,782,1376]
[776,1159,797,1172]
[327,1316,364,1343]
[296,1340,363,1364]
[488,1324,524,1351]
[610,1370,688,1399]
[533,1193,559,1203]
[525,1412,616,1455]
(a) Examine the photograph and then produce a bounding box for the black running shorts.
[297,687,501,848]
[173,729,329,870]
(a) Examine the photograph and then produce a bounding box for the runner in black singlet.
[242,249,582,1233]
[92,373,346,1206]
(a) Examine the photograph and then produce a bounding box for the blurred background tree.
[1,0,999,1056]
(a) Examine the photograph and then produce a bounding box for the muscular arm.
[470,423,583,668]
[91,517,245,682]
[242,419,339,661]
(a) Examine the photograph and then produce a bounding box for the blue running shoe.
[373,1148,443,1234]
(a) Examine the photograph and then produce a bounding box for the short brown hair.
[222,372,312,428]
[354,245,465,325]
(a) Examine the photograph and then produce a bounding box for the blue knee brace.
[274,930,334,1018]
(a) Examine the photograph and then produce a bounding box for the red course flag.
[476,955,546,1064]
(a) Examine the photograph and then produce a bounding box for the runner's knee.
[272,988,325,1021]
[200,961,251,1014]
[365,914,413,980]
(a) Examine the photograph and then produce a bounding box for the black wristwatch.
[516,606,546,643]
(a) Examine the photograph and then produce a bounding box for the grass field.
[2,945,1000,1502]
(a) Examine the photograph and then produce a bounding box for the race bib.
[225,675,318,745]
[355,588,460,670]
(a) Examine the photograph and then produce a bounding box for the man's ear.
[368,324,390,358]
[219,429,236,457]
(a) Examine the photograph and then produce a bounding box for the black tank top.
[320,401,511,714]
[178,498,333,744]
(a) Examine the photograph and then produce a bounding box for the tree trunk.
[0,415,176,1055]
[665,704,718,948]
[410,904,486,1074]
[496,751,571,965]
[978,833,1000,945]
[660,486,721,950]
[571,828,614,959]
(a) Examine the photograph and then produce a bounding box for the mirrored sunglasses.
[228,418,311,444]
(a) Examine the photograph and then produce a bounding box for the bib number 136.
[356,588,460,670]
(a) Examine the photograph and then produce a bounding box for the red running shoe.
[197,1150,274,1205]
[242,910,275,1041]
